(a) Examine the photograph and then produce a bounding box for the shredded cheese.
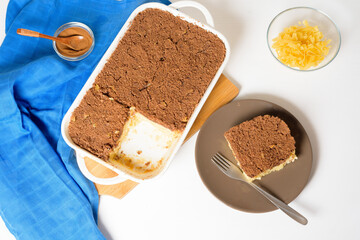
[272,20,331,70]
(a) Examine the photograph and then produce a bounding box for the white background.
[1,0,360,239]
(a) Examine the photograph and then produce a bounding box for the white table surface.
[1,0,360,239]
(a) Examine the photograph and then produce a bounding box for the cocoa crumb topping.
[224,115,296,178]
[68,89,129,160]
[94,8,226,131]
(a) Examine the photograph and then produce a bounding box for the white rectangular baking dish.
[61,1,230,184]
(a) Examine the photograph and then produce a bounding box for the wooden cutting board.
[84,74,239,199]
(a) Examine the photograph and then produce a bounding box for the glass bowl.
[53,22,95,61]
[267,7,341,71]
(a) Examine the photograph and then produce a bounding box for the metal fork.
[212,152,308,225]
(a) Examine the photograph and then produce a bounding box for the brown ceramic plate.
[195,99,312,213]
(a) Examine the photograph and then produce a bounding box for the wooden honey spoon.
[17,28,86,51]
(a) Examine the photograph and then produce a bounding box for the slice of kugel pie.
[224,115,297,182]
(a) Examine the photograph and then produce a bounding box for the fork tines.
[212,153,230,171]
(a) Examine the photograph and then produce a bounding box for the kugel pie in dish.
[68,8,227,180]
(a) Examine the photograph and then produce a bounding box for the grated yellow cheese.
[272,20,331,70]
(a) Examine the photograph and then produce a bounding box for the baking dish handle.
[76,151,126,185]
[169,1,215,27]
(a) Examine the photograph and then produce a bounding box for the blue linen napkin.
[0,0,170,239]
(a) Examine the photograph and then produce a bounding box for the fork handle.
[249,182,308,225]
